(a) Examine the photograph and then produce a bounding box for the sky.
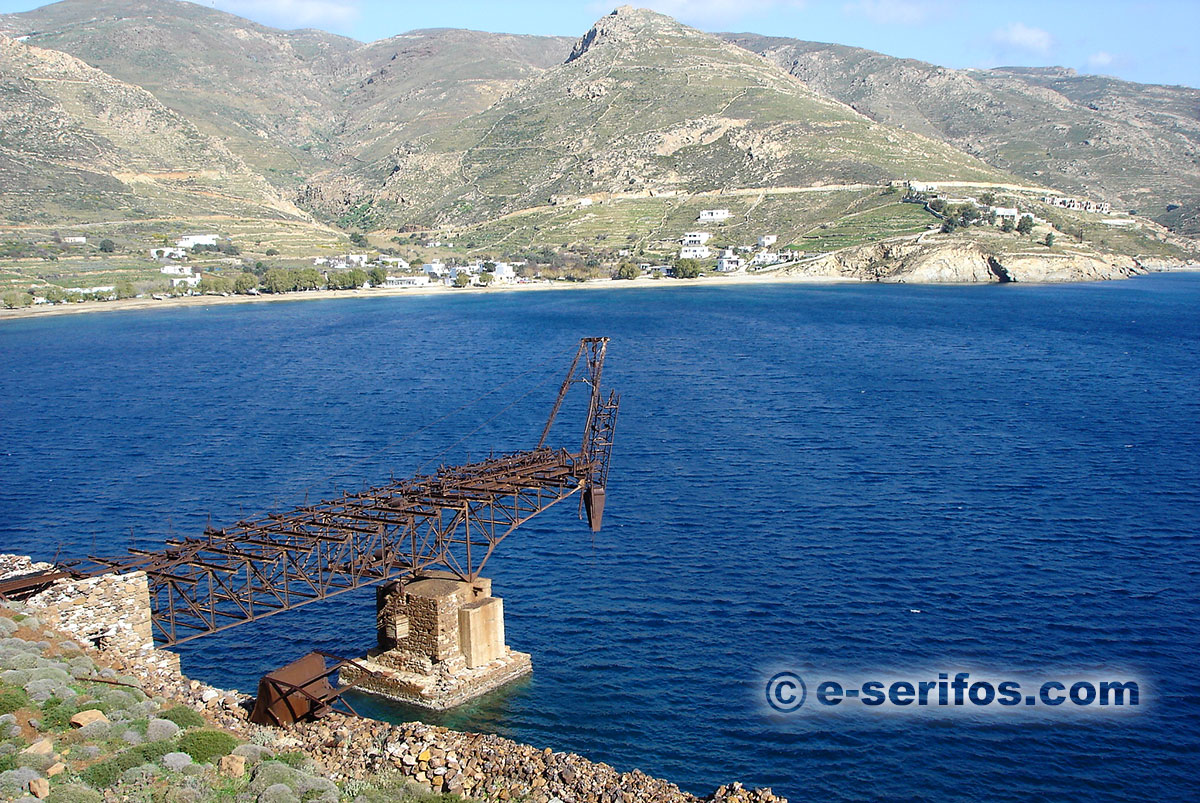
[1,0,1197,88]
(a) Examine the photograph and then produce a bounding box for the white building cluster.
[1043,196,1112,215]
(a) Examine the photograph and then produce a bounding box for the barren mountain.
[0,0,1195,245]
[0,32,307,225]
[352,6,1011,228]
[724,34,1200,235]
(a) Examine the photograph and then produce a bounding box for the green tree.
[941,217,958,234]
[673,258,702,278]
[478,272,494,286]
[614,262,639,280]
[1045,232,1056,248]
[2,291,33,309]
[410,256,425,267]
[369,266,387,286]
[115,281,137,299]
[1000,217,1016,233]
[1016,215,1035,235]
[234,272,259,293]
[262,268,297,294]
[454,272,472,287]
[198,275,233,294]
[296,268,322,290]
[349,232,368,247]
[98,239,116,253]
[264,248,279,256]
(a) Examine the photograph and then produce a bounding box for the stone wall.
[1,554,180,674]
[24,571,155,654]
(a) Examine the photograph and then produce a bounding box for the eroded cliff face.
[782,239,1153,283]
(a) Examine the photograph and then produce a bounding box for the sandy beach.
[0,270,859,323]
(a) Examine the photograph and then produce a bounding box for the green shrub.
[177,729,237,764]
[0,686,28,715]
[80,739,176,787]
[39,696,82,729]
[158,705,204,729]
[46,785,102,803]
[273,750,309,769]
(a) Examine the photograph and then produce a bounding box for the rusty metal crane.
[2,338,618,647]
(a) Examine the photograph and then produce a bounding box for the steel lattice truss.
[61,338,619,647]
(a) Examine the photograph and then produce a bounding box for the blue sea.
[2,275,1198,802]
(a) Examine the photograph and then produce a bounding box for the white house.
[62,236,87,244]
[346,254,369,267]
[757,235,777,248]
[751,251,783,267]
[680,231,712,247]
[697,209,731,222]
[151,247,188,260]
[578,198,594,208]
[159,264,193,276]
[177,234,218,249]
[381,256,410,270]
[423,261,449,277]
[679,245,711,260]
[170,274,201,288]
[490,263,517,282]
[908,181,938,194]
[716,249,743,273]
[993,207,1020,222]
[384,275,430,288]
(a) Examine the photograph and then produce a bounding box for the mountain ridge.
[722,32,1200,234]
[0,0,1194,246]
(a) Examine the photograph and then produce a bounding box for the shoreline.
[2,261,1197,324]
[0,270,859,322]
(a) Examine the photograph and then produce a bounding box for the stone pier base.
[340,573,531,710]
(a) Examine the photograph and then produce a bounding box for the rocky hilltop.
[365,6,1011,227]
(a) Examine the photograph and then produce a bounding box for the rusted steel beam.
[54,338,617,648]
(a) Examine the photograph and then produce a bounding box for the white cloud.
[1087,51,1114,68]
[635,0,806,27]
[842,0,931,26]
[991,22,1053,56]
[205,0,360,31]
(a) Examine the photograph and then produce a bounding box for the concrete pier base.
[340,573,531,710]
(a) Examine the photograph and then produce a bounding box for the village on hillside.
[0,181,1163,311]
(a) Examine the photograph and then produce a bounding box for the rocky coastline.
[0,555,785,803]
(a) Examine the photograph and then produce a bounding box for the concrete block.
[459,597,504,669]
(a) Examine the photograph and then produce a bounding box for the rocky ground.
[780,236,1179,283]
[0,557,785,803]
